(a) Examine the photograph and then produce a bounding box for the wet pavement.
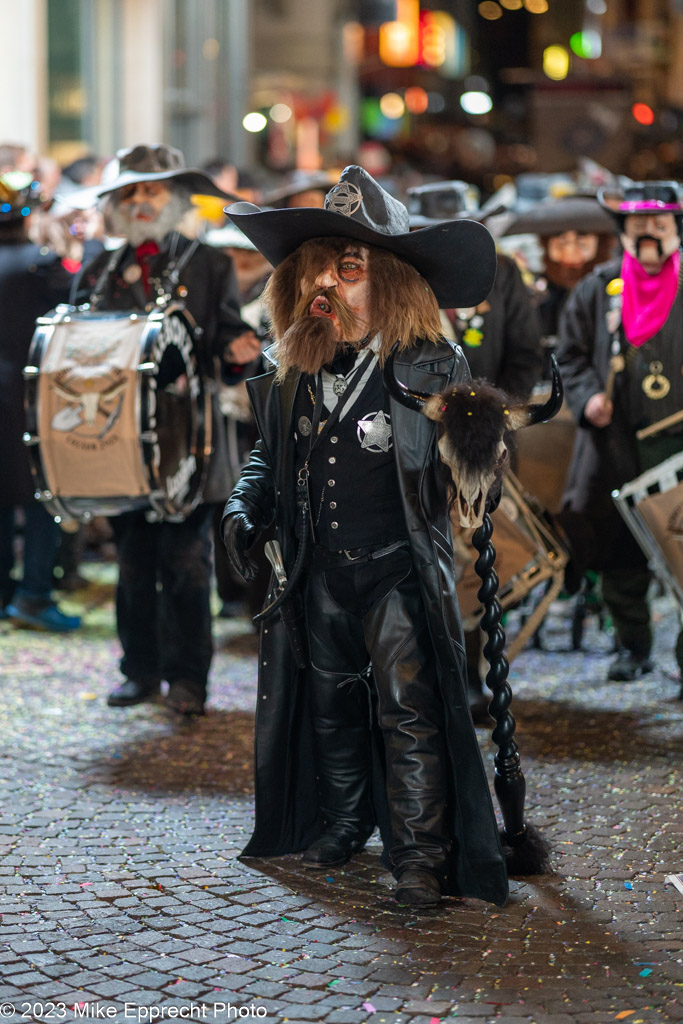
[1,566,681,1024]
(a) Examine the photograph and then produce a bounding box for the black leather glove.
[223,512,258,583]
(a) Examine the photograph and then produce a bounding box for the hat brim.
[502,197,615,237]
[225,205,496,308]
[57,169,241,210]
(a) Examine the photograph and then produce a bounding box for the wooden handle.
[636,407,683,440]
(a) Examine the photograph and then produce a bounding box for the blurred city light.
[460,91,493,115]
[586,0,607,12]
[543,45,569,80]
[523,0,548,11]
[569,30,602,59]
[419,11,447,68]
[404,86,429,114]
[202,38,220,61]
[269,103,292,123]
[478,2,502,19]
[427,92,446,113]
[500,0,523,8]
[380,92,406,118]
[243,112,267,132]
[632,102,655,126]
[379,0,419,67]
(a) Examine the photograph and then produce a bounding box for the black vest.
[293,364,408,549]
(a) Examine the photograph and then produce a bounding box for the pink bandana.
[620,249,680,347]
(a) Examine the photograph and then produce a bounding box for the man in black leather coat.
[221,166,510,908]
[71,145,260,716]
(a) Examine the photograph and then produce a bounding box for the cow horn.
[383,344,432,412]
[527,355,563,426]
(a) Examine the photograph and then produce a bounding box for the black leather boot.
[107,679,161,707]
[395,867,443,906]
[303,666,375,870]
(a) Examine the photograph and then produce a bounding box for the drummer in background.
[406,180,544,723]
[558,181,683,683]
[71,143,261,716]
[0,164,81,632]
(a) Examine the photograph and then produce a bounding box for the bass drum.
[514,381,576,515]
[23,303,211,522]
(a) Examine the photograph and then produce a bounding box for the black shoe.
[395,869,443,907]
[107,679,161,707]
[301,832,365,869]
[166,682,205,717]
[607,650,654,682]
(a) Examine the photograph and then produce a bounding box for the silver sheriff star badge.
[325,181,363,217]
[357,410,392,452]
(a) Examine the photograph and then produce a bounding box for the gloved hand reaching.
[223,512,259,582]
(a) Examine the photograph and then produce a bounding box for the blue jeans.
[110,505,214,693]
[0,503,59,605]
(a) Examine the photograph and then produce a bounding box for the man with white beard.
[72,144,261,716]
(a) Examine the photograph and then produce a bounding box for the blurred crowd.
[2,136,681,714]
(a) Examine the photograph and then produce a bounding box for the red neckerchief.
[135,240,160,296]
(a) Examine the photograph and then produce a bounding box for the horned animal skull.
[383,349,563,528]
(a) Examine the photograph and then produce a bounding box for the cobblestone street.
[1,569,681,1024]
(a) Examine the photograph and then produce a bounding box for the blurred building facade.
[3,0,683,184]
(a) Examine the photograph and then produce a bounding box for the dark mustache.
[635,234,663,259]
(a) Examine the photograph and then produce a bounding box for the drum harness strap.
[88,232,200,310]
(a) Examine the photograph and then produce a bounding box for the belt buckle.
[342,548,362,561]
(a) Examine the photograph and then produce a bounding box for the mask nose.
[314,266,337,290]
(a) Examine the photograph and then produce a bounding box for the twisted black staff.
[472,506,552,875]
[383,346,563,876]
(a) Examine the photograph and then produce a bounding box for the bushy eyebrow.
[341,248,367,260]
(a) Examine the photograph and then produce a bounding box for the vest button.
[331,522,339,529]
[331,436,338,443]
[328,479,335,486]
[329,501,337,509]
[328,456,336,464]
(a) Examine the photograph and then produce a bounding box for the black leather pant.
[305,547,450,881]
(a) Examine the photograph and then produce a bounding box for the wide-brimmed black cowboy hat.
[501,195,615,238]
[225,165,497,308]
[60,144,241,210]
[597,180,683,230]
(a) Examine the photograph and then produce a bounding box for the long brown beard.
[274,288,365,382]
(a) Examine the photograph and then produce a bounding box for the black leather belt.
[311,539,408,569]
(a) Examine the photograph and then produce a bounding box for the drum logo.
[50,363,128,447]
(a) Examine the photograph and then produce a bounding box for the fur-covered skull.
[383,351,563,528]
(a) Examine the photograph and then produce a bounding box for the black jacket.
[223,337,509,907]
[0,243,72,507]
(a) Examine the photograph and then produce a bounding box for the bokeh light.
[460,91,493,115]
[632,102,655,126]
[242,112,267,132]
[570,30,602,59]
[379,92,406,119]
[478,2,502,21]
[269,103,292,123]
[404,86,429,114]
[523,0,548,11]
[543,45,569,81]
